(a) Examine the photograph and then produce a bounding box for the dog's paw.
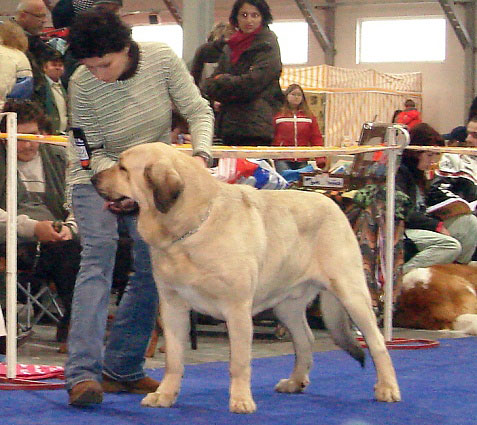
[141,391,177,408]
[229,396,257,414]
[274,377,309,393]
[374,382,401,402]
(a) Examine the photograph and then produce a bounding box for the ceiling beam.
[294,0,335,63]
[438,0,472,49]
[162,0,182,26]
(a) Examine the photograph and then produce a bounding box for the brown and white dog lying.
[394,264,477,334]
[91,142,400,413]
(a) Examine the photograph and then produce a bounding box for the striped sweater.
[67,42,214,189]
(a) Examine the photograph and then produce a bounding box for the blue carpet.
[2,337,476,425]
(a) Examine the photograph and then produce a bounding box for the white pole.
[383,125,409,342]
[383,126,397,342]
[5,112,18,378]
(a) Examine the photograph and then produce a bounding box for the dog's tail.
[320,291,365,367]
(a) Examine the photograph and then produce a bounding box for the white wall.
[329,2,467,134]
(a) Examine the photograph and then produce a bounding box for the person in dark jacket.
[13,0,57,106]
[38,49,68,134]
[431,115,477,203]
[190,22,235,87]
[203,0,283,146]
[396,123,477,274]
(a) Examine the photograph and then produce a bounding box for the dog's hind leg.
[225,303,256,414]
[272,295,315,393]
[320,291,365,365]
[141,288,190,409]
[324,280,401,402]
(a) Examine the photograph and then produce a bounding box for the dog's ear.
[144,162,184,214]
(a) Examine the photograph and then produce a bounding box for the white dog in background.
[92,142,400,414]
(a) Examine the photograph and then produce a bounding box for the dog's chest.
[174,285,224,318]
[152,251,225,317]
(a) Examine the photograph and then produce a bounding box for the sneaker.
[101,374,160,394]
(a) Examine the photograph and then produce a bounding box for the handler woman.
[203,0,283,146]
[64,10,214,406]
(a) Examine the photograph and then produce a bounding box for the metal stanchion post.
[384,127,397,342]
[5,112,18,378]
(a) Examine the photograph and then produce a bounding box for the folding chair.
[15,242,64,332]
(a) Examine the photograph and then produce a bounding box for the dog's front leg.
[226,306,256,414]
[141,288,189,408]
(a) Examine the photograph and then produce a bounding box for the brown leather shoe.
[69,380,103,406]
[102,375,160,394]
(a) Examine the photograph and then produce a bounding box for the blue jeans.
[65,184,158,390]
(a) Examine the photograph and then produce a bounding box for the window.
[131,21,309,65]
[357,17,446,63]
[270,21,308,65]
[132,25,183,57]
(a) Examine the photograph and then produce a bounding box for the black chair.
[8,242,64,332]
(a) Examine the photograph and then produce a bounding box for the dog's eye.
[118,165,127,172]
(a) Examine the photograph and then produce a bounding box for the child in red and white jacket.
[272,83,325,173]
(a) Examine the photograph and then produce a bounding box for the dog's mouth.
[93,186,124,203]
[110,195,129,203]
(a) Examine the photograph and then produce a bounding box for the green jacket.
[0,143,70,243]
[40,80,67,135]
[203,26,284,141]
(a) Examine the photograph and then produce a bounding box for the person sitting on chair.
[396,123,477,274]
[0,99,81,352]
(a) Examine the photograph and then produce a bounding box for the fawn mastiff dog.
[91,142,400,413]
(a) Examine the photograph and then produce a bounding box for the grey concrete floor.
[10,320,469,370]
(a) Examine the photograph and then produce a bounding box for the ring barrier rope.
[0,364,65,390]
[2,132,477,156]
[0,379,65,391]
[3,125,473,386]
[357,337,440,350]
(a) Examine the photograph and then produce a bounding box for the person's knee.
[435,236,462,263]
[448,214,477,239]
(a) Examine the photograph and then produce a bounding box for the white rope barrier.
[2,132,476,156]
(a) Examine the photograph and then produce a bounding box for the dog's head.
[91,143,185,214]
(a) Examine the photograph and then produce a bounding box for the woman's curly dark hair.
[229,0,273,28]
[68,10,131,60]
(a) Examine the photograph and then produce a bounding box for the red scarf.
[227,26,262,64]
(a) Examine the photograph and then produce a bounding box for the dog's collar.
[171,204,211,245]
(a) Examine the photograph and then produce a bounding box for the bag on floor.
[212,158,288,190]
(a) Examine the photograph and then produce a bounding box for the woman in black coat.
[203,0,283,146]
